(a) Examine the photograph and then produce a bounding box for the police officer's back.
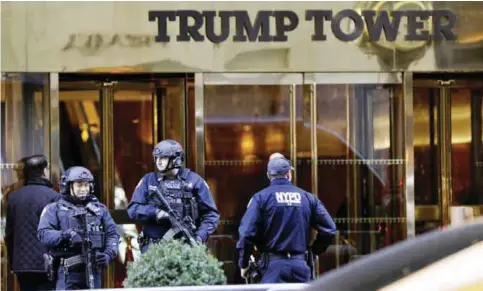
[37,166,120,290]
[127,139,220,252]
[237,156,337,283]
[5,155,60,291]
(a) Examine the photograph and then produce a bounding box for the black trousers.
[17,272,55,291]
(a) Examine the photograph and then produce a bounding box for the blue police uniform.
[127,140,219,253]
[37,167,120,290]
[237,157,337,283]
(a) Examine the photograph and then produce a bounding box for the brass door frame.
[413,78,483,225]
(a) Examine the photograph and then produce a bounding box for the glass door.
[304,73,407,275]
[1,73,51,291]
[110,76,190,287]
[58,74,191,288]
[414,74,483,233]
[199,72,407,283]
[201,73,303,284]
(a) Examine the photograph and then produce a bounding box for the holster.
[43,253,56,282]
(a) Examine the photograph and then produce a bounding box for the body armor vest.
[57,200,106,251]
[158,178,199,223]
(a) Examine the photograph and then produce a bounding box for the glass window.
[59,82,102,198]
[307,73,405,273]
[203,73,301,283]
[1,72,49,291]
[111,77,189,287]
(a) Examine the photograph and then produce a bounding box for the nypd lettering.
[275,192,301,206]
[164,180,181,189]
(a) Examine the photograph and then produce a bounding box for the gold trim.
[345,83,352,245]
[160,86,166,141]
[414,79,483,89]
[49,73,61,184]
[100,82,115,288]
[152,84,159,147]
[181,77,187,160]
[415,205,441,221]
[43,74,51,169]
[404,72,416,238]
[289,84,297,184]
[439,84,452,226]
[310,83,317,196]
[194,73,205,177]
[415,205,483,222]
[308,82,319,278]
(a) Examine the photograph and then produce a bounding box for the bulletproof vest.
[57,200,106,251]
[158,178,199,222]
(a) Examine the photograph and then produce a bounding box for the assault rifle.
[149,185,199,247]
[76,209,95,289]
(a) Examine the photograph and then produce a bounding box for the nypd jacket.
[237,178,337,269]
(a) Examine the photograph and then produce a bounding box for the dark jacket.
[5,177,60,273]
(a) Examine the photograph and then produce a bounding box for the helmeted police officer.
[127,139,220,253]
[237,155,337,283]
[37,166,120,290]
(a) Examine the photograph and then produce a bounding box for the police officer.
[37,166,120,290]
[237,155,337,283]
[127,139,220,253]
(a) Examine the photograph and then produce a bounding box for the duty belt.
[267,252,305,261]
[60,255,86,268]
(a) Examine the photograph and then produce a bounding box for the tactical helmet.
[152,139,184,170]
[60,166,95,196]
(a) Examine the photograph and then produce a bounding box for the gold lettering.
[62,33,159,54]
[62,34,78,51]
[108,34,124,47]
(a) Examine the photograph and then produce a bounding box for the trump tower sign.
[148,9,457,43]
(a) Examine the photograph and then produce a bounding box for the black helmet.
[60,166,94,196]
[152,139,184,172]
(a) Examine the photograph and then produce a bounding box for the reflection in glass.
[1,73,49,291]
[451,87,483,205]
[59,87,102,198]
[204,84,291,283]
[414,88,440,206]
[111,78,188,287]
[159,79,186,146]
[112,85,153,287]
[315,83,405,273]
[295,85,311,190]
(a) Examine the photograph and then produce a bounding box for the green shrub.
[123,239,227,287]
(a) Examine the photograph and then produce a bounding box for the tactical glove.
[95,252,109,268]
[62,229,83,245]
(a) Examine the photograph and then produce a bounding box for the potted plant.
[123,238,227,287]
